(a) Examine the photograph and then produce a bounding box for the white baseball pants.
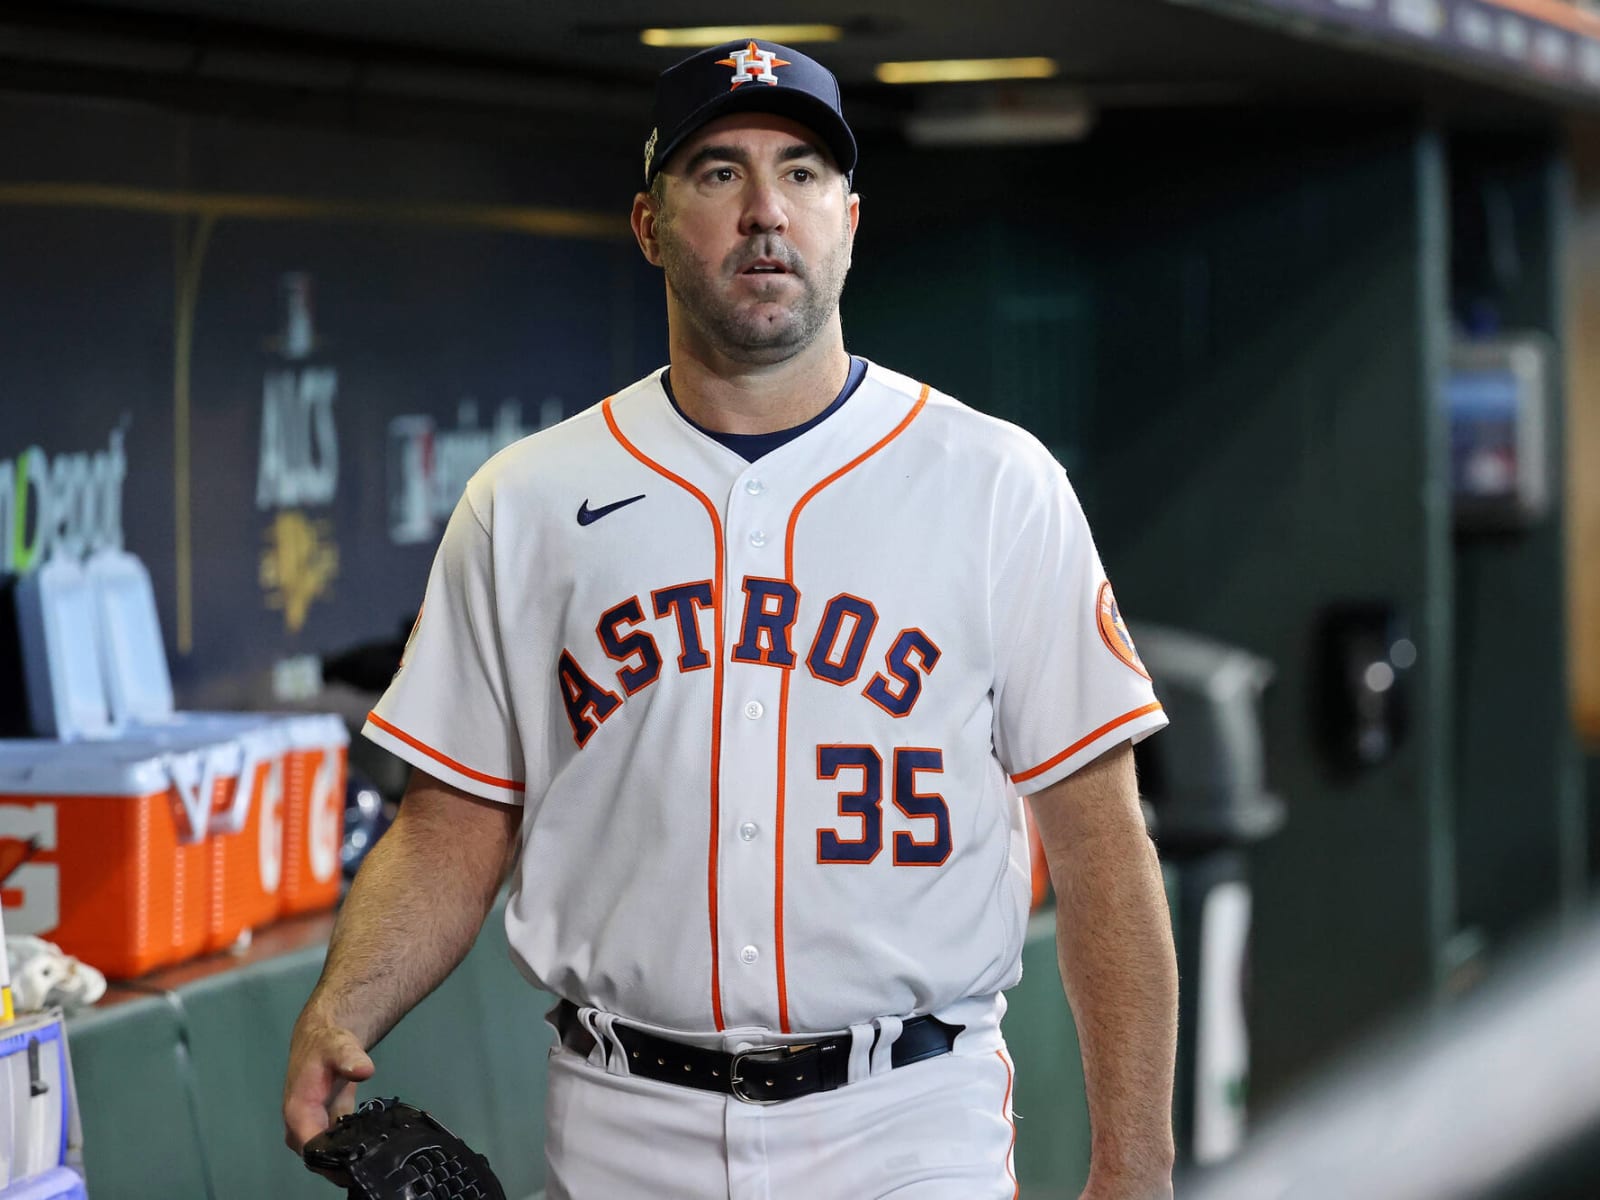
[542,1027,1020,1199]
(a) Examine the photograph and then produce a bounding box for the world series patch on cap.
[644,39,857,186]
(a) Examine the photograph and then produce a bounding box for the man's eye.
[709,167,735,183]
[791,167,814,183]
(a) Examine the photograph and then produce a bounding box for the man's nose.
[739,179,789,235]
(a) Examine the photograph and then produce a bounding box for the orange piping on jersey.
[997,1049,1019,1197]
[603,395,730,1031]
[365,711,526,792]
[1010,701,1165,785]
[772,383,931,1032]
[773,663,795,1030]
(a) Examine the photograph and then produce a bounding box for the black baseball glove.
[302,1096,507,1200]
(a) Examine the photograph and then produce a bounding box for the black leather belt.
[554,999,963,1104]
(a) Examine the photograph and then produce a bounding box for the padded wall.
[68,994,213,1198]
[66,901,553,1200]
[849,114,1455,1101]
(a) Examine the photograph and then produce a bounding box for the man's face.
[637,113,860,365]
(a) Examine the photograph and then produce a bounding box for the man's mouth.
[740,258,790,276]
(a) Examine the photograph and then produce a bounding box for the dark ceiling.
[1,0,1592,143]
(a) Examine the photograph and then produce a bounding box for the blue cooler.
[0,1011,81,1192]
[0,1168,86,1199]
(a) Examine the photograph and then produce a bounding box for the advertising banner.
[0,98,661,707]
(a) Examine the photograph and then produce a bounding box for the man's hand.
[283,1013,376,1153]
[278,769,519,1157]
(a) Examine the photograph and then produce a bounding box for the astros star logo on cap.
[717,40,791,89]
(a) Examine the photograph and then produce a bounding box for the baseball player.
[284,39,1178,1200]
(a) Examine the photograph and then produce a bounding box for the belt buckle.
[729,1045,798,1105]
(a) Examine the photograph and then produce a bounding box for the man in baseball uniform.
[285,38,1177,1200]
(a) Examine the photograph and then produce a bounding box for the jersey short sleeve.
[363,489,527,805]
[990,442,1167,795]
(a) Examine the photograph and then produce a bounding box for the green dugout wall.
[849,109,1587,1103]
[1447,135,1588,943]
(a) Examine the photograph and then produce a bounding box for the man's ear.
[631,192,663,267]
[845,191,861,266]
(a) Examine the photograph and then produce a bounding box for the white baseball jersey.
[364,359,1166,1037]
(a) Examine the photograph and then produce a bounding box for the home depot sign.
[0,427,128,576]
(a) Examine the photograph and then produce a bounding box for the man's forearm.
[1029,746,1178,1196]
[300,776,518,1049]
[1054,822,1178,1186]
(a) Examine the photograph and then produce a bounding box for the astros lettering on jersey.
[365,360,1166,1038]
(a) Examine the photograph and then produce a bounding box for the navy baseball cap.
[644,39,857,187]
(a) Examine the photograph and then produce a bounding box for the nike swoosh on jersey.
[577,494,647,526]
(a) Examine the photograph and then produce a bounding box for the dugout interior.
[3,0,1600,1195]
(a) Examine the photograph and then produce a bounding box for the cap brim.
[650,88,857,185]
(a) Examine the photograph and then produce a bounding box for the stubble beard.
[658,216,851,366]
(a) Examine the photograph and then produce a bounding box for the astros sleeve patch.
[1096,582,1150,680]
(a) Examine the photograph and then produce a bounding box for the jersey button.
[749,530,767,548]
[745,479,764,496]
[740,945,760,964]
[739,821,760,841]
[744,701,764,720]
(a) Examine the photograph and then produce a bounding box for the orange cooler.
[201,722,289,951]
[0,738,237,979]
[279,715,348,915]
